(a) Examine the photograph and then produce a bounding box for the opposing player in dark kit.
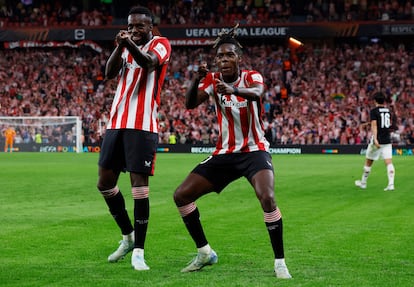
[355,92,396,191]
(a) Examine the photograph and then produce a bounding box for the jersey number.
[380,113,391,128]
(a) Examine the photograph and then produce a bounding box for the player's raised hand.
[215,78,233,95]
[197,61,209,79]
[116,30,130,46]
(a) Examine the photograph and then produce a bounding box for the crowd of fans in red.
[1,40,413,146]
[1,0,414,28]
[1,1,414,147]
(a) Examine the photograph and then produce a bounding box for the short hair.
[129,6,153,24]
[374,92,385,104]
[213,23,242,55]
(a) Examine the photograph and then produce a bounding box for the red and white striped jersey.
[199,70,270,155]
[107,36,171,132]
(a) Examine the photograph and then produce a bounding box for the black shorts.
[192,150,274,193]
[98,129,158,175]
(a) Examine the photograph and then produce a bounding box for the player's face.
[127,13,153,45]
[215,43,240,81]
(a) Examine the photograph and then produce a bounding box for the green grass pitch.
[0,152,413,287]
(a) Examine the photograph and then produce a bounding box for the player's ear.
[237,54,242,65]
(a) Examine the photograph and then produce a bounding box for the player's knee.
[173,185,192,205]
[97,177,117,192]
[173,186,184,204]
[96,183,109,192]
[259,192,276,210]
[98,185,119,198]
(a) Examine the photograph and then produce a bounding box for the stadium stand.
[1,42,413,146]
[1,0,414,27]
[1,1,414,148]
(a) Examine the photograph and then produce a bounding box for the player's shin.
[264,208,284,259]
[101,186,133,234]
[179,203,208,248]
[132,186,150,249]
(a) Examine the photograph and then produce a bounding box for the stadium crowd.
[1,39,413,146]
[1,1,414,146]
[1,0,414,28]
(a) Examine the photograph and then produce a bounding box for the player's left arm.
[215,71,264,101]
[124,37,170,71]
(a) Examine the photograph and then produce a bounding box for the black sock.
[105,191,133,235]
[183,208,208,248]
[134,198,149,249]
[266,218,285,259]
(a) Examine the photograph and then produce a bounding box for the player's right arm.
[371,119,380,148]
[185,62,209,109]
[105,31,127,79]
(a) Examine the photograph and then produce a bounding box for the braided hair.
[213,23,243,55]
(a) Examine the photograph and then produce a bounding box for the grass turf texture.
[0,152,413,287]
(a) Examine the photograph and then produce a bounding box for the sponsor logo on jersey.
[220,95,248,108]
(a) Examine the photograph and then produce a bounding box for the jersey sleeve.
[369,108,378,121]
[246,70,264,86]
[150,37,171,65]
[199,72,216,97]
